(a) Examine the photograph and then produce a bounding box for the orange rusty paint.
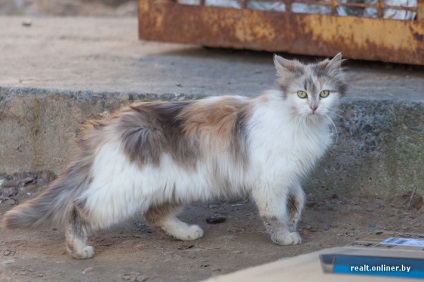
[139,0,424,65]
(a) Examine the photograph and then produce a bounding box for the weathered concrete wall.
[0,87,202,174]
[307,98,424,198]
[1,87,423,199]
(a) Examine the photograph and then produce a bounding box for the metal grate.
[177,0,418,20]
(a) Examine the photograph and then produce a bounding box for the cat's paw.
[70,246,95,260]
[181,225,203,241]
[169,224,204,241]
[271,232,302,245]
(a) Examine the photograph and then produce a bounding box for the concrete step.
[1,17,423,198]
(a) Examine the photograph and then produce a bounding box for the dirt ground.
[1,172,423,282]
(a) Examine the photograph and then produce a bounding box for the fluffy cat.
[2,54,346,259]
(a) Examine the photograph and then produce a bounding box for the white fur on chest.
[247,91,332,186]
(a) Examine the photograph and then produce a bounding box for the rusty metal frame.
[139,0,424,65]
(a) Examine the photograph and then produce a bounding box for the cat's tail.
[2,156,92,229]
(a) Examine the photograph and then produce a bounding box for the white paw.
[71,246,95,260]
[185,224,204,240]
[271,232,302,245]
[169,224,204,241]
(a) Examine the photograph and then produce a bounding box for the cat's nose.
[310,105,318,113]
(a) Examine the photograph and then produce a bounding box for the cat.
[2,54,346,259]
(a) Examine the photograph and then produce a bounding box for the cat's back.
[82,96,254,169]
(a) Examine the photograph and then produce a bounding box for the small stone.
[8,199,18,205]
[3,250,13,256]
[176,83,182,87]
[22,19,32,27]
[206,216,226,224]
[178,244,194,250]
[122,274,132,280]
[136,276,149,282]
[2,187,18,197]
[366,208,374,212]
[327,204,334,211]
[82,267,94,275]
[368,223,377,233]
[330,194,338,199]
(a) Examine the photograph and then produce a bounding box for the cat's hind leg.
[65,204,95,259]
[144,203,203,241]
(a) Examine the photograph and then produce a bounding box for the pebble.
[136,275,149,282]
[2,187,18,197]
[22,19,32,27]
[206,216,226,224]
[8,199,18,205]
[366,208,374,212]
[178,244,194,250]
[3,250,13,256]
[82,267,94,275]
[122,275,132,280]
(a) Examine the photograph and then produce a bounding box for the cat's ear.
[319,53,347,94]
[316,53,346,81]
[318,53,345,73]
[274,55,302,77]
[327,53,345,72]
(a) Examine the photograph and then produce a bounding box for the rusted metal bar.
[240,0,247,9]
[418,0,424,20]
[376,0,384,18]
[293,0,418,11]
[139,0,424,65]
[330,0,337,15]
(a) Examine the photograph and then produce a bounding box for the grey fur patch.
[232,105,250,166]
[288,194,301,219]
[117,101,199,169]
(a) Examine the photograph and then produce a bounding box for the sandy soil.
[1,172,423,282]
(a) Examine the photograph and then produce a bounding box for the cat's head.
[274,53,346,119]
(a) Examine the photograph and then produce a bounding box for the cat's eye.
[297,91,307,99]
[320,90,330,98]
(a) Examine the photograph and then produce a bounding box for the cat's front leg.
[287,182,305,233]
[252,186,302,245]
